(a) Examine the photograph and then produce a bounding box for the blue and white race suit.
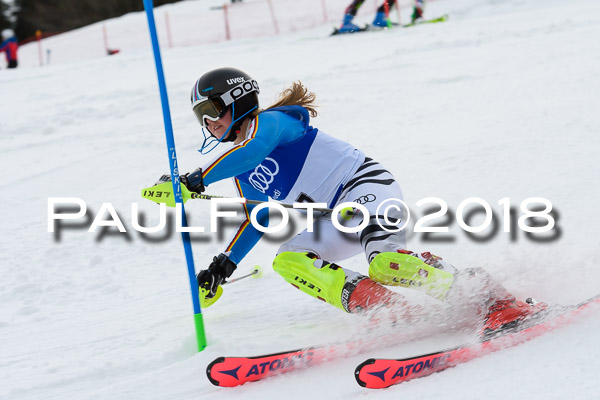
[200,106,406,264]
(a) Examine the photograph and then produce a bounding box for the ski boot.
[411,6,423,23]
[371,12,388,28]
[480,297,548,340]
[339,13,361,33]
[368,250,456,301]
[273,251,409,314]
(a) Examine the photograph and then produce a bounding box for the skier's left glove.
[181,168,205,194]
[155,167,205,194]
[197,253,237,298]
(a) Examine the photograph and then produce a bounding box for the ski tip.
[206,357,226,387]
[354,358,376,387]
[403,14,450,27]
[354,374,368,387]
[355,358,377,369]
[355,376,368,387]
[577,293,600,308]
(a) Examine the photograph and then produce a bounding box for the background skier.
[338,0,425,33]
[0,29,18,69]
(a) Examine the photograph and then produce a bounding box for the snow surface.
[1,0,600,399]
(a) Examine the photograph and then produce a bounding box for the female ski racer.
[174,67,545,337]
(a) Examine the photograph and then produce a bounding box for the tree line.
[1,0,182,41]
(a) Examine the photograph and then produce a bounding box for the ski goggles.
[192,79,259,127]
[192,97,227,127]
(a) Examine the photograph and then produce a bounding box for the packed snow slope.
[1,0,600,399]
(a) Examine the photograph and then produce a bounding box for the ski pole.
[200,266,264,309]
[142,181,335,213]
[190,193,335,213]
[142,182,360,219]
[223,266,263,285]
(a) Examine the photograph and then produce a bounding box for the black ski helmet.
[190,67,260,142]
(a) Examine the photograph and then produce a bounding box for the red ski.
[206,347,325,387]
[355,294,600,389]
[206,327,414,387]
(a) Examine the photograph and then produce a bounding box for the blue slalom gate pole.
[142,0,207,351]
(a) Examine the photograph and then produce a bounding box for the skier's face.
[205,108,233,140]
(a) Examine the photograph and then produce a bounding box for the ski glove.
[181,167,205,194]
[197,253,237,298]
[155,167,205,194]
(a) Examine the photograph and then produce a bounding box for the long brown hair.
[257,81,318,117]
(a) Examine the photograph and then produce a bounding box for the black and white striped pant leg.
[336,157,407,263]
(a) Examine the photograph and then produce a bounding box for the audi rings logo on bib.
[354,194,376,205]
[249,157,280,194]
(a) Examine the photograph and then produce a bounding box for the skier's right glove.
[197,253,237,298]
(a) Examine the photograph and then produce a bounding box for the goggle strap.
[199,129,222,155]
[198,102,237,154]
[197,102,258,155]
